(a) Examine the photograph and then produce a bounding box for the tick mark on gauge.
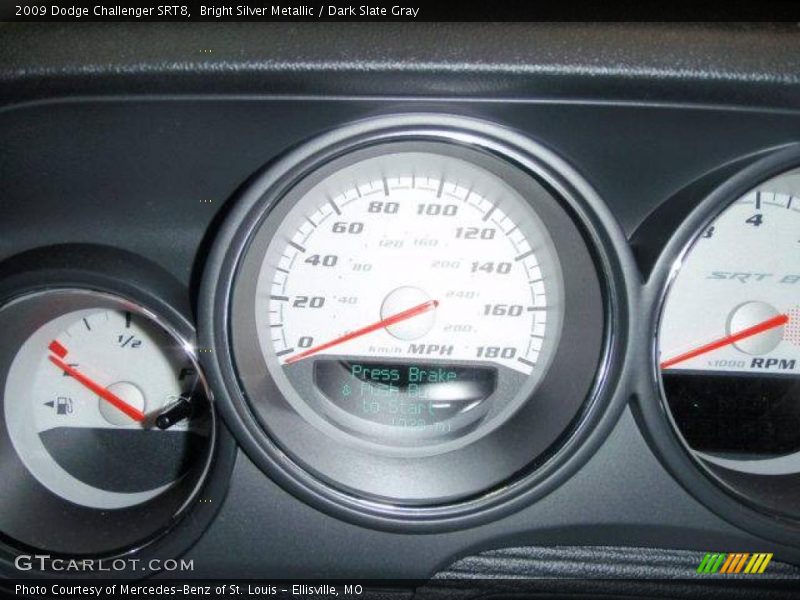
[288,241,306,253]
[275,267,290,275]
[518,357,536,368]
[125,311,132,328]
[82,318,92,331]
[756,191,762,210]
[305,216,317,228]
[436,178,445,198]
[482,204,497,222]
[328,197,342,215]
[270,324,283,328]
[515,250,534,262]
[270,295,289,302]
[383,177,391,196]
[275,348,294,357]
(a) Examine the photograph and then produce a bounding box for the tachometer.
[658,166,800,521]
[202,116,614,521]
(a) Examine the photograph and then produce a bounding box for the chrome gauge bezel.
[200,114,631,531]
[642,144,800,549]
[0,247,236,577]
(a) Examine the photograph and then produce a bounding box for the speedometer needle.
[660,313,789,370]
[284,299,439,365]
[48,346,146,422]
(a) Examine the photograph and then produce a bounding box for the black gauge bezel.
[200,114,631,531]
[640,143,800,549]
[0,246,236,579]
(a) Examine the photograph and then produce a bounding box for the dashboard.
[2,21,800,594]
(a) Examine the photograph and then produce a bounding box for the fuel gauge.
[6,304,209,509]
[0,289,215,556]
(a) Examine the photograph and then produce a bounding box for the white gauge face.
[4,306,203,509]
[659,171,800,482]
[660,190,800,375]
[252,150,565,450]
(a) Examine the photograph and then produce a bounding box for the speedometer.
[255,149,563,451]
[201,115,616,522]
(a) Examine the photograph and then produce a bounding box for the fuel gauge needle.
[48,343,146,422]
[660,313,789,370]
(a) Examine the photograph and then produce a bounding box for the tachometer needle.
[48,350,146,423]
[284,299,439,365]
[660,313,789,370]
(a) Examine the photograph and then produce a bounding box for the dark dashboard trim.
[3,23,800,108]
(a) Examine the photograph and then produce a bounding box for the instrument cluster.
[2,111,800,572]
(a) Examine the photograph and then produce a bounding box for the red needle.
[284,299,439,365]
[48,354,146,422]
[660,313,789,370]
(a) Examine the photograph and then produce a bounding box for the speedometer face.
[254,150,564,451]
[658,167,800,519]
[217,123,608,510]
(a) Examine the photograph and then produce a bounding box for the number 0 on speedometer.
[253,148,564,449]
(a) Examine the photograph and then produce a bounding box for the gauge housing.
[200,114,627,530]
[0,246,235,576]
[640,143,800,550]
[244,143,568,458]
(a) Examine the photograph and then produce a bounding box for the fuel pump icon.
[56,397,73,415]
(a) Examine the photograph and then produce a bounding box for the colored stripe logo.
[697,552,773,574]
